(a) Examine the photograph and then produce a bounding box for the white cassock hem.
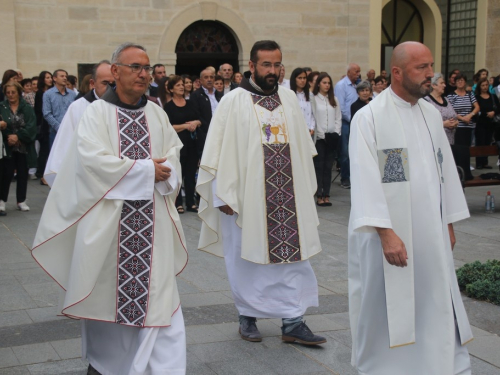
[220,212,319,319]
[82,307,186,375]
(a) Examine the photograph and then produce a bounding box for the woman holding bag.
[311,72,341,207]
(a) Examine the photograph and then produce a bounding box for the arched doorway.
[175,21,239,76]
[381,0,424,73]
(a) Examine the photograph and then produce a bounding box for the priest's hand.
[376,228,408,267]
[153,158,171,182]
[218,205,234,215]
[448,223,456,250]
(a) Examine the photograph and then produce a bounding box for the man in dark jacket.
[190,68,223,155]
[219,63,239,95]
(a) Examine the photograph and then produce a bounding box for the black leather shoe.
[281,321,327,345]
[87,364,101,375]
[239,317,262,342]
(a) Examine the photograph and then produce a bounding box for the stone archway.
[157,2,254,75]
[368,0,442,74]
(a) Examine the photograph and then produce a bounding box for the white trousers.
[82,307,186,375]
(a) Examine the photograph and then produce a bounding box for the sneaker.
[17,202,30,211]
[238,317,262,342]
[0,200,5,212]
[340,178,351,189]
[281,321,327,345]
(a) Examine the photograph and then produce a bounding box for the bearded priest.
[348,42,473,375]
[197,40,326,346]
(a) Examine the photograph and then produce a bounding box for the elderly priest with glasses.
[32,42,188,375]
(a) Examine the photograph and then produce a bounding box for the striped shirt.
[446,92,477,128]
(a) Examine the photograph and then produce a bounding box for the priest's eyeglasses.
[115,64,154,74]
[252,62,283,70]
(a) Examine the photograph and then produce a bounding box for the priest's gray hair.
[111,43,147,64]
[356,80,373,93]
[431,73,443,86]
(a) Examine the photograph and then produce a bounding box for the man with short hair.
[44,60,114,186]
[334,63,360,189]
[42,69,76,147]
[445,69,460,96]
[380,69,387,78]
[149,63,166,97]
[366,69,376,81]
[32,42,188,375]
[190,68,223,154]
[219,63,238,94]
[197,40,326,346]
[214,74,224,93]
[348,41,472,375]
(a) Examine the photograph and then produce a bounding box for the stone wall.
[5,0,372,82]
[486,0,500,74]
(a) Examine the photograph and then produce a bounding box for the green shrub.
[456,260,500,306]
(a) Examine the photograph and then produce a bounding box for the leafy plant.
[456,260,500,305]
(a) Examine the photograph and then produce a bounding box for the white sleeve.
[349,108,392,232]
[334,96,342,135]
[105,159,155,200]
[211,177,226,208]
[154,160,179,196]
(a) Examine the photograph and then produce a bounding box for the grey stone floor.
[0,167,499,375]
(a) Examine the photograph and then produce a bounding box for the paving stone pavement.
[0,167,499,374]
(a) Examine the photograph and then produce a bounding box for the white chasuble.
[197,85,321,265]
[348,88,472,375]
[32,94,188,328]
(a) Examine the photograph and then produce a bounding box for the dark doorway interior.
[175,21,239,77]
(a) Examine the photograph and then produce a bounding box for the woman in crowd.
[214,75,224,93]
[0,82,37,214]
[182,75,193,99]
[75,74,92,100]
[474,77,500,169]
[192,76,201,91]
[233,72,243,85]
[20,79,35,107]
[290,67,315,136]
[447,73,480,147]
[307,71,320,93]
[0,70,20,102]
[372,76,384,98]
[350,80,372,120]
[311,72,341,207]
[34,71,53,184]
[163,75,201,214]
[157,76,171,107]
[471,69,495,95]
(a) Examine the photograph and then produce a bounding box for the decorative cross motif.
[437,148,444,183]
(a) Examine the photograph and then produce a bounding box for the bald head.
[391,42,431,69]
[390,41,434,104]
[347,63,361,84]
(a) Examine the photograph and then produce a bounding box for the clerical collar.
[101,85,148,110]
[389,86,414,108]
[83,89,99,104]
[240,71,279,97]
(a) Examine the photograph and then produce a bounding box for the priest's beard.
[402,74,432,99]
[254,71,278,91]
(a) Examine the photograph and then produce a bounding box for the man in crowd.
[197,40,326,346]
[219,63,238,95]
[32,42,189,375]
[278,64,290,88]
[334,63,360,189]
[44,60,114,186]
[214,75,224,93]
[366,69,376,81]
[149,63,166,97]
[190,68,222,154]
[348,41,472,375]
[42,69,76,147]
[445,69,460,96]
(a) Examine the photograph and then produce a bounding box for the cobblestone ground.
[1,166,499,374]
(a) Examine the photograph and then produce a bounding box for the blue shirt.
[42,86,76,132]
[334,76,358,125]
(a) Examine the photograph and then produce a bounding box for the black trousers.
[175,140,199,208]
[454,127,473,148]
[37,136,50,177]
[313,134,338,197]
[475,121,494,167]
[0,152,28,203]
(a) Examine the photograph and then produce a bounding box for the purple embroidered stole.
[251,93,302,264]
[116,108,154,326]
